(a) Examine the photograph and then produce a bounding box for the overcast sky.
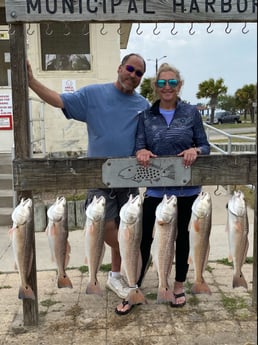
[121,23,257,105]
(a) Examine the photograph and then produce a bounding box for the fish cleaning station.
[4,0,257,327]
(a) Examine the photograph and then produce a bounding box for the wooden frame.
[5,1,257,326]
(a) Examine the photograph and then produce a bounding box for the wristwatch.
[195,147,201,155]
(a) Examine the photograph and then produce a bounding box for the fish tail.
[191,281,212,295]
[85,280,103,296]
[18,285,35,300]
[157,287,173,304]
[233,272,248,289]
[57,273,73,288]
[128,288,147,305]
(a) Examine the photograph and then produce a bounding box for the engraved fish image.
[118,162,175,183]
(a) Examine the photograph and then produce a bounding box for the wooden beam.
[5,0,257,23]
[10,23,39,326]
[12,154,256,192]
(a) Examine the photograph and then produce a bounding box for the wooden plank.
[12,154,257,191]
[10,23,39,326]
[5,0,257,23]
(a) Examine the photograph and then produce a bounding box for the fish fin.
[57,273,73,288]
[86,281,103,296]
[128,288,147,305]
[233,272,248,289]
[193,219,200,232]
[64,241,71,268]
[187,256,193,265]
[157,287,173,304]
[191,281,212,295]
[18,285,35,300]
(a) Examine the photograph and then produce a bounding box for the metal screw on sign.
[242,22,249,34]
[10,11,17,18]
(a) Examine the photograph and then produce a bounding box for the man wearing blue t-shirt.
[27,53,149,299]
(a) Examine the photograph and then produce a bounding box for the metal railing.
[204,123,256,154]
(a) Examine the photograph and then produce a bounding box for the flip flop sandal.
[115,300,135,316]
[170,292,186,308]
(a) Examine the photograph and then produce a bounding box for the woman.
[116,62,210,315]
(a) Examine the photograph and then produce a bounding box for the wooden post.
[10,23,38,326]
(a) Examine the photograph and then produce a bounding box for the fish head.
[227,190,246,217]
[11,198,33,226]
[155,194,177,223]
[191,191,212,218]
[47,196,66,221]
[120,194,142,224]
[86,195,106,221]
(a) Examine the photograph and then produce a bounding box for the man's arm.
[27,60,64,109]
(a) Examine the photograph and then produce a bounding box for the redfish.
[10,198,35,300]
[46,196,73,288]
[188,191,212,295]
[227,190,249,289]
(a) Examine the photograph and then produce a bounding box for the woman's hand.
[177,147,199,168]
[136,149,157,167]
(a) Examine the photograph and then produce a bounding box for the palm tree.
[196,78,227,124]
[235,84,257,123]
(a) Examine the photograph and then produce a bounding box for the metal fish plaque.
[102,157,191,188]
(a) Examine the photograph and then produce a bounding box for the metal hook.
[136,23,143,35]
[100,23,107,35]
[242,22,249,34]
[206,22,213,34]
[225,22,231,34]
[170,23,178,36]
[153,23,160,36]
[117,25,122,35]
[189,22,195,35]
[27,24,35,35]
[8,24,15,35]
[45,23,53,36]
[108,189,116,200]
[214,185,222,196]
[82,23,89,36]
[64,23,71,36]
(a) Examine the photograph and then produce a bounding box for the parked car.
[206,111,241,124]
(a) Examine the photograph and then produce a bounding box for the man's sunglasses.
[156,79,179,88]
[125,64,144,78]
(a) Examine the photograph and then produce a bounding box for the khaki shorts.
[85,188,139,223]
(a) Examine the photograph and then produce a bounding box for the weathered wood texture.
[12,154,256,191]
[5,0,257,23]
[10,24,39,326]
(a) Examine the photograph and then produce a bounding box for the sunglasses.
[156,79,179,88]
[125,64,144,78]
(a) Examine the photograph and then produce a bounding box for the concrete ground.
[0,186,256,345]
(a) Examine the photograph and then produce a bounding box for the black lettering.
[205,0,216,12]
[111,0,122,13]
[143,0,155,14]
[102,0,107,13]
[63,0,74,13]
[190,0,200,12]
[128,0,138,13]
[172,0,185,13]
[46,0,57,14]
[87,0,97,13]
[27,0,41,13]
[237,0,248,13]
[221,0,232,13]
[253,0,258,12]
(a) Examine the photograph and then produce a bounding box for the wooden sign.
[5,0,257,23]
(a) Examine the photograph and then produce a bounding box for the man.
[27,53,149,298]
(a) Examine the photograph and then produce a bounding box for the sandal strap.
[174,292,185,299]
[121,300,129,307]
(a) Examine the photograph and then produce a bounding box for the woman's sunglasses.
[156,79,179,88]
[125,64,144,78]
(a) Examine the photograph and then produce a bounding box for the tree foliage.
[235,84,257,123]
[196,78,227,124]
[140,77,155,103]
